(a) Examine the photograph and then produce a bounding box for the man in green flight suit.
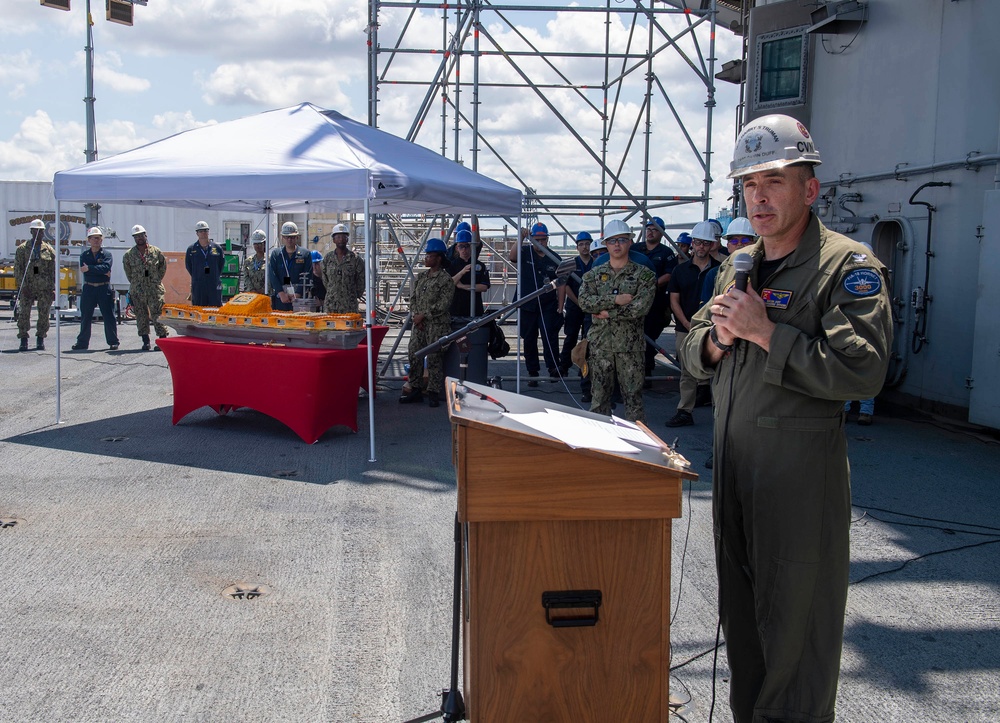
[399,238,455,408]
[13,219,56,352]
[577,219,656,422]
[679,114,893,723]
[122,224,169,351]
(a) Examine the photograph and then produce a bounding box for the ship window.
[755,26,809,110]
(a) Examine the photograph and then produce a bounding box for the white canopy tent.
[53,102,523,460]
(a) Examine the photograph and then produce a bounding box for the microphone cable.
[707,329,741,723]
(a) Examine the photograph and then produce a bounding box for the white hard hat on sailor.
[131,224,146,236]
[723,217,755,239]
[690,221,718,243]
[602,219,631,241]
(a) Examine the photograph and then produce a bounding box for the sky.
[2,0,744,235]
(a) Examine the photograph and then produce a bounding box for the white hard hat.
[690,220,718,243]
[195,221,210,231]
[29,219,45,230]
[250,230,267,243]
[131,224,146,236]
[589,239,605,254]
[281,222,300,236]
[729,114,822,179]
[723,217,755,239]
[331,223,349,236]
[87,227,104,237]
[602,219,631,241]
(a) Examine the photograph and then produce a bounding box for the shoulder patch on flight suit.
[842,268,881,296]
[761,288,793,309]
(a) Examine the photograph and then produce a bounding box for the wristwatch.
[710,326,734,353]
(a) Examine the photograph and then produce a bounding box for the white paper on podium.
[544,408,664,448]
[502,410,642,453]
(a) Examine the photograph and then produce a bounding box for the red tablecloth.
[158,327,388,443]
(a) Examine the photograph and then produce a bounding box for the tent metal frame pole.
[365,197,376,463]
[55,200,62,424]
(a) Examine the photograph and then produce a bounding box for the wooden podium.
[446,379,695,722]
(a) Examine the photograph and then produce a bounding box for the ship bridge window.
[755,26,809,109]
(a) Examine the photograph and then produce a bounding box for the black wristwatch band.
[710,326,734,353]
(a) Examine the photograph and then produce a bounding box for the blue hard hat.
[425,238,447,254]
[310,250,323,263]
[456,221,472,233]
[676,232,692,246]
[531,222,549,237]
[646,216,665,231]
[455,229,474,245]
[575,231,593,243]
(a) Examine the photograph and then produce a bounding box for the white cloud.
[0,111,84,181]
[132,0,370,62]
[197,60,353,110]
[0,52,40,102]
[92,51,152,93]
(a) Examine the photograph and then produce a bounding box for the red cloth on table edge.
[158,326,388,443]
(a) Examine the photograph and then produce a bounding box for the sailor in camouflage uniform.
[323,223,366,314]
[122,224,169,351]
[577,220,656,422]
[400,238,455,408]
[14,219,56,351]
[241,230,267,294]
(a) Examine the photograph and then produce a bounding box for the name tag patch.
[843,268,881,297]
[761,288,793,309]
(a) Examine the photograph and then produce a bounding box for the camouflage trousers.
[16,288,53,340]
[407,320,449,395]
[589,349,646,423]
[131,284,168,337]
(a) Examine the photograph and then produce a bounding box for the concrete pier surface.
[1,318,997,721]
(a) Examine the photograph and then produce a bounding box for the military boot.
[399,388,423,404]
[141,334,151,351]
[36,338,45,351]
[19,338,29,352]
[427,391,440,408]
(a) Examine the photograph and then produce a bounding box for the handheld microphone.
[733,253,753,293]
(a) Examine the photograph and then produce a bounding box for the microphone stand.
[413,259,576,360]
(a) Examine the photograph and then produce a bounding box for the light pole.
[41,0,144,226]
[84,0,98,225]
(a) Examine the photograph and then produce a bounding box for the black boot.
[19,338,28,352]
[399,388,424,404]
[141,334,151,351]
[427,391,440,408]
[35,338,45,351]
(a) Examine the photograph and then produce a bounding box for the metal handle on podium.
[542,589,602,628]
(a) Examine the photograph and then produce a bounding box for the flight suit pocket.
[758,557,821,641]
[770,292,822,338]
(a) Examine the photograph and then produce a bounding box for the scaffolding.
[363,0,726,375]
[368,0,722,229]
